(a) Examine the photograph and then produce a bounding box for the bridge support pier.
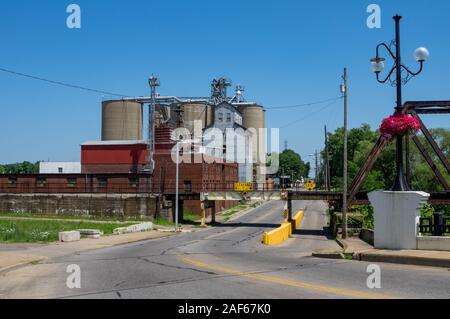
[368,191,429,250]
[171,198,184,224]
[287,198,293,222]
[200,201,206,227]
[211,203,216,224]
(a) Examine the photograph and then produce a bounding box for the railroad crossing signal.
[305,180,317,191]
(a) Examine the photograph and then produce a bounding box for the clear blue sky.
[1,0,449,167]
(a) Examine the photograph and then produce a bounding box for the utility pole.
[148,76,160,196]
[324,126,331,191]
[341,68,348,239]
[291,170,294,189]
[315,150,319,185]
[148,76,160,175]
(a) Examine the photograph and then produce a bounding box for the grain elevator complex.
[96,77,267,184]
[0,77,269,221]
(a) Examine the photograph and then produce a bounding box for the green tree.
[0,162,40,174]
[277,150,310,181]
[327,124,381,190]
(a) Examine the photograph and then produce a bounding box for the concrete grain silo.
[238,104,266,159]
[238,104,267,185]
[102,100,143,141]
[170,103,213,132]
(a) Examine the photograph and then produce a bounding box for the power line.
[266,97,342,110]
[0,66,342,111]
[280,98,342,128]
[0,67,130,97]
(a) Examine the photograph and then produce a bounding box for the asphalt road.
[1,200,450,299]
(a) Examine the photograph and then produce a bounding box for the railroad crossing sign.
[304,180,317,191]
[234,182,254,192]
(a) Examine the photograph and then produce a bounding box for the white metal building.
[39,162,81,174]
[204,102,253,182]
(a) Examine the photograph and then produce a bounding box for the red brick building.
[80,141,239,194]
[0,173,151,194]
[79,135,239,214]
[81,141,148,174]
[0,126,239,217]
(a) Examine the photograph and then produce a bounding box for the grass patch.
[0,219,137,243]
[343,253,354,260]
[221,204,251,217]
[183,213,201,224]
[0,212,152,223]
[153,218,174,227]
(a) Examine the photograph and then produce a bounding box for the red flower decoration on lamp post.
[380,113,421,139]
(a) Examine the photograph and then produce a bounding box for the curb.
[355,252,450,269]
[312,251,345,259]
[311,236,347,260]
[335,237,349,252]
[0,258,46,275]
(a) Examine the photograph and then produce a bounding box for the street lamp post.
[175,140,180,232]
[370,15,429,191]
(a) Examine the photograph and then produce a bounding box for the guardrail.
[419,212,450,236]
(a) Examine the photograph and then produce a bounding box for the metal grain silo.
[102,100,143,141]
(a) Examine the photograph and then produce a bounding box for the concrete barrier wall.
[291,210,304,230]
[417,236,450,251]
[263,222,292,246]
[0,193,157,218]
[263,211,304,246]
[360,229,374,246]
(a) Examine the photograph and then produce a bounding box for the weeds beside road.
[0,219,137,243]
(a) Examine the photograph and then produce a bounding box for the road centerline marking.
[179,256,397,299]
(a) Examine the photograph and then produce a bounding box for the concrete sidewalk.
[0,231,173,274]
[314,236,450,268]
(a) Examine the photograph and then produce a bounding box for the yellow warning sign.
[304,180,317,191]
[234,182,254,192]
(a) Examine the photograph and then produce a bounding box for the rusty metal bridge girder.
[346,136,390,208]
[412,135,450,191]
[288,191,342,201]
[413,113,450,175]
[286,190,450,205]
[403,101,450,115]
